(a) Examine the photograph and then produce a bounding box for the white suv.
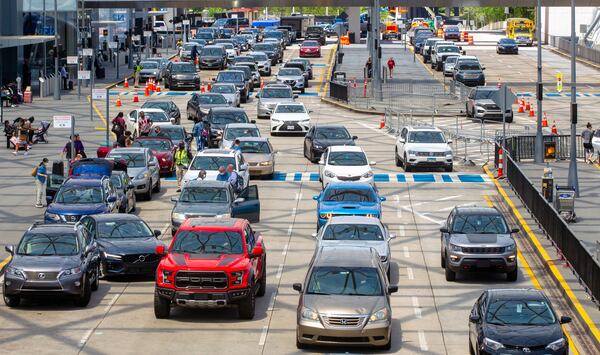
[394,126,453,172]
[183,149,249,189]
[319,145,375,187]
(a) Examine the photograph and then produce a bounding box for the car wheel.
[469,339,476,355]
[445,262,456,282]
[507,267,518,282]
[404,155,411,172]
[153,176,161,193]
[74,276,91,307]
[445,164,453,172]
[91,264,100,291]
[238,283,256,319]
[296,338,307,349]
[143,180,152,201]
[3,294,20,308]
[154,291,171,319]
[378,333,392,351]
[395,149,402,167]
[441,250,446,268]
[257,259,267,297]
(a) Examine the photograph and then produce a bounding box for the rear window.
[322,224,384,241]
[217,72,244,82]
[201,47,224,56]
[172,64,196,73]
[262,88,292,98]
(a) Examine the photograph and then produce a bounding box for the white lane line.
[103,294,119,313]
[356,122,397,139]
[287,225,293,237]
[436,195,461,201]
[282,243,289,256]
[267,292,277,311]
[0,275,4,284]
[398,225,405,238]
[401,206,444,225]
[437,205,456,212]
[418,330,429,351]
[407,267,414,280]
[291,208,297,217]
[276,264,284,279]
[258,325,269,345]
[412,296,422,319]
[403,246,410,258]
[79,328,94,348]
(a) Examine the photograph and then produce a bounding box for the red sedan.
[133,137,176,176]
[299,40,321,58]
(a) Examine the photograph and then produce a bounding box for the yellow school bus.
[506,18,534,46]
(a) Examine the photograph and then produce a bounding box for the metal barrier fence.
[504,151,600,304]
[39,75,59,98]
[493,135,584,164]
[549,35,600,65]
[329,81,348,101]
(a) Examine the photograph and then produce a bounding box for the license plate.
[477,260,491,268]
[427,157,437,161]
[286,125,294,130]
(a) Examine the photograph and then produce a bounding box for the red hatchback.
[299,40,321,58]
[133,137,176,176]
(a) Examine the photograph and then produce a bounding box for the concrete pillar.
[346,7,361,41]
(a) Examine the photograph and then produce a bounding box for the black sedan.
[79,214,165,277]
[186,93,230,122]
[141,100,181,125]
[496,38,519,54]
[303,124,357,163]
[469,288,571,355]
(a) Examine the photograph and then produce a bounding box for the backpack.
[31,166,38,177]
[111,122,124,135]
[233,172,244,192]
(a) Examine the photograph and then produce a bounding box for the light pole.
[567,0,579,196]
[53,0,60,100]
[534,0,543,162]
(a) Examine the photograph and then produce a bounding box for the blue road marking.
[458,174,485,183]
[396,174,406,183]
[413,174,435,183]
[442,175,453,182]
[309,173,320,181]
[374,174,390,182]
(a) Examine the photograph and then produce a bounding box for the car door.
[188,94,199,119]
[231,185,260,223]
[123,174,135,209]
[469,292,487,350]
[148,151,160,183]
[319,148,329,177]
[397,128,408,157]
[244,224,260,279]
[237,153,249,189]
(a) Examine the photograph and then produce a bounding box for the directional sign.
[108,41,118,49]
[92,89,106,100]
[66,56,78,64]
[78,70,91,80]
[491,84,517,111]
[82,48,93,56]
[53,115,72,128]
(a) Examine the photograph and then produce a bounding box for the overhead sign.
[66,56,78,64]
[82,48,93,56]
[53,115,72,128]
[108,41,118,49]
[92,89,107,100]
[78,70,91,80]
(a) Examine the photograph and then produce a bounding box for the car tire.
[153,176,161,193]
[91,264,100,291]
[507,267,518,282]
[404,155,411,172]
[238,284,256,319]
[379,333,392,351]
[445,263,456,282]
[257,260,267,297]
[143,180,153,201]
[154,291,171,319]
[74,276,91,307]
[3,294,20,308]
[441,251,446,268]
[445,164,453,172]
[469,339,476,355]
[296,338,307,349]
[386,267,391,281]
[395,149,402,167]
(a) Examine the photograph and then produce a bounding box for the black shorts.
[584,142,593,152]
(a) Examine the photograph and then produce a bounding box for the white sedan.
[127,108,173,137]
[183,148,249,190]
[270,102,311,135]
[319,145,375,187]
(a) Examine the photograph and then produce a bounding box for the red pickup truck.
[154,217,266,319]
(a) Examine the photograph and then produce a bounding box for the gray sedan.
[238,137,276,178]
[106,148,161,201]
[210,83,241,107]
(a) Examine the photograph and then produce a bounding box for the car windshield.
[458,61,481,70]
[198,95,227,105]
[144,111,169,122]
[141,62,158,69]
[108,153,146,168]
[234,57,254,64]
[254,44,274,51]
[98,220,153,238]
[55,186,103,204]
[275,104,305,113]
[408,131,445,143]
[156,126,184,140]
[438,46,459,53]
[446,26,459,32]
[306,267,382,296]
[213,18,227,27]
[302,41,319,47]
[278,68,302,76]
[452,213,509,234]
[183,44,198,51]
[172,64,196,73]
[307,26,323,33]
[322,224,384,241]
[445,56,459,64]
[133,139,172,150]
[171,230,243,254]
[264,31,283,39]
[486,299,556,326]
[197,33,213,40]
[17,233,79,256]
[212,85,236,94]
[190,39,206,45]
[328,151,367,166]
[110,175,123,188]
[210,111,249,125]
[142,102,171,112]
[224,127,260,140]
[515,29,530,34]
[221,43,234,50]
[499,38,517,44]
[201,48,223,56]
[217,72,244,82]
[191,156,236,170]
[315,127,350,140]
[473,90,497,99]
[179,186,229,203]
[238,141,271,153]
[251,53,268,61]
[262,88,292,98]
[323,188,377,202]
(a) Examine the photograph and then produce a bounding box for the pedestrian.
[12,118,29,156]
[62,134,86,160]
[216,166,230,181]
[111,112,126,139]
[226,164,241,192]
[124,131,133,147]
[191,45,199,67]
[20,117,33,145]
[115,131,127,147]
[197,169,207,180]
[174,142,190,192]
[387,57,396,79]
[192,119,205,152]
[583,122,594,164]
[60,65,68,90]
[33,158,48,208]
[26,117,35,143]
[230,139,241,151]
[138,111,152,136]
[3,120,13,149]
[134,60,143,87]
[365,57,373,79]
[152,126,169,138]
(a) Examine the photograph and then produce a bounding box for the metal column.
[372,0,382,100]
[534,1,543,162]
[53,0,60,100]
[567,0,579,196]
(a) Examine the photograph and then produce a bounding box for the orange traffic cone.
[200,84,205,93]
[497,148,504,178]
[133,93,139,103]
[379,115,385,129]
[116,95,122,107]
[525,101,531,111]
[518,100,525,113]
[195,57,199,66]
[551,121,558,134]
[529,104,535,117]
[207,82,212,91]
[156,82,161,93]
[150,79,156,92]
[123,78,129,88]
[260,79,264,89]
[144,83,150,97]
[542,112,548,127]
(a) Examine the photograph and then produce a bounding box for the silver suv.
[293,245,397,350]
[440,207,519,282]
[106,148,161,201]
[256,84,296,119]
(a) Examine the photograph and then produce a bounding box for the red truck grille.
[175,271,228,289]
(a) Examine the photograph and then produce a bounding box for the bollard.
[497,147,504,178]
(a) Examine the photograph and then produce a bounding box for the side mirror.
[292,283,303,293]
[482,66,486,70]
[250,120,256,124]
[447,139,453,144]
[293,94,299,99]
[462,50,466,55]
[156,245,166,256]
[389,233,396,239]
[171,196,179,202]
[352,135,358,140]
[559,316,572,324]
[126,183,134,190]
[240,163,248,171]
[5,245,14,255]
[311,232,317,238]
[370,161,377,166]
[308,110,313,114]
[379,196,386,202]
[312,195,319,201]
[250,245,264,258]
[154,230,162,238]
[234,197,245,204]
[398,138,406,144]
[511,228,520,234]
[107,195,117,203]
[318,158,324,165]
[84,245,93,255]
[148,161,157,167]
[469,314,480,323]
[47,195,54,202]
[388,285,398,294]
[440,227,449,233]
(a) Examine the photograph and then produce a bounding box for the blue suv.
[313,182,385,229]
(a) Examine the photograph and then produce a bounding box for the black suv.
[305,26,326,45]
[254,43,280,65]
[163,62,200,91]
[199,45,227,70]
[215,70,250,103]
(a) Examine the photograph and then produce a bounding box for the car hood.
[242,153,273,163]
[260,98,294,104]
[277,75,303,81]
[173,202,231,216]
[313,138,355,148]
[140,69,159,74]
[326,165,371,176]
[458,70,483,75]
[47,202,107,215]
[474,99,497,105]
[271,113,310,121]
[10,255,81,272]
[319,201,380,214]
[153,150,173,160]
[97,237,161,255]
[484,323,563,348]
[318,240,389,258]
[406,143,450,152]
[450,233,514,247]
[128,167,148,179]
[303,294,386,319]
[164,252,248,269]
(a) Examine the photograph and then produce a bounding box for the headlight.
[362,171,374,178]
[366,213,379,218]
[161,158,168,162]
[301,307,319,321]
[230,271,244,285]
[324,170,335,178]
[58,267,82,279]
[6,266,26,280]
[369,308,389,323]
[483,337,505,351]
[445,150,453,156]
[407,150,417,156]
[172,212,186,222]
[259,161,272,166]
[505,243,516,252]
[546,338,566,351]
[161,269,173,284]
[102,252,122,260]
[313,144,323,149]
[450,244,462,252]
[319,212,333,219]
[136,171,150,180]
[153,71,157,75]
[45,212,61,221]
